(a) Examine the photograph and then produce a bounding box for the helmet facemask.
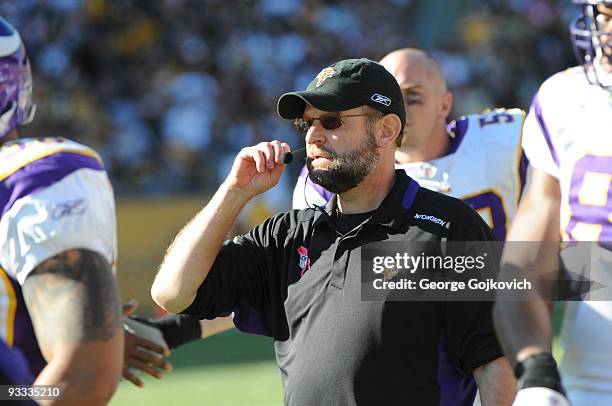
[0,16,35,140]
[570,1,612,90]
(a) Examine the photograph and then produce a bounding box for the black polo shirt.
[183,170,502,406]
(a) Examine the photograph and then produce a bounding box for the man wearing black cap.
[151,58,515,405]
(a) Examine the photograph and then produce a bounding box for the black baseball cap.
[277,58,405,130]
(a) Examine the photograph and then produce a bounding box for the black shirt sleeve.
[181,211,296,339]
[443,201,504,375]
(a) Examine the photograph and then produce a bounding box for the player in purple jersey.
[0,16,235,395]
[0,15,126,404]
[494,1,612,405]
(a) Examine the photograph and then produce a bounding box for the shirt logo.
[297,246,311,277]
[371,93,391,106]
[414,213,447,227]
[315,67,336,87]
[52,198,87,220]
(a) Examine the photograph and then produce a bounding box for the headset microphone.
[281,146,306,164]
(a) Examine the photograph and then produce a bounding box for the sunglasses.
[293,113,380,134]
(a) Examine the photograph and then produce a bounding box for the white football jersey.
[293,108,526,241]
[0,137,117,286]
[522,67,612,400]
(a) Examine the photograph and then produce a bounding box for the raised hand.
[225,140,290,198]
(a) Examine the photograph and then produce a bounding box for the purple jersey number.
[566,154,612,249]
[478,112,515,128]
[463,191,507,241]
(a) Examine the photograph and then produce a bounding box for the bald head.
[379,48,447,94]
[378,48,453,162]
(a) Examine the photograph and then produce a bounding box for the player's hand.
[226,141,290,198]
[122,300,173,388]
[512,353,569,406]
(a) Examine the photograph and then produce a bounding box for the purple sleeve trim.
[0,152,104,217]
[401,179,420,210]
[10,281,46,377]
[0,340,34,386]
[532,95,560,166]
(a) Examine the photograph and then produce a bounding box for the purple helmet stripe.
[532,94,560,166]
[0,152,104,217]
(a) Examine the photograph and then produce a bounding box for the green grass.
[111,362,283,406]
[111,329,283,406]
[112,305,566,405]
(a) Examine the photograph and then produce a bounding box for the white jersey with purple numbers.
[522,67,612,402]
[293,108,527,241]
[0,137,117,359]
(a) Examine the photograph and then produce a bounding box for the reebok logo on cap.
[371,93,391,106]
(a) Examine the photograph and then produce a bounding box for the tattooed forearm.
[22,249,122,352]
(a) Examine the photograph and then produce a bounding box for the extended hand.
[121,300,173,387]
[226,140,290,198]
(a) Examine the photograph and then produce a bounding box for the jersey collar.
[312,170,420,233]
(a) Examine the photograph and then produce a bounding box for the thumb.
[122,299,139,317]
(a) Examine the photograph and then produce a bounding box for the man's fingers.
[132,335,171,356]
[271,140,284,164]
[122,368,144,388]
[261,142,276,168]
[132,347,173,371]
[239,141,291,174]
[127,358,165,379]
[122,299,138,317]
[252,149,266,173]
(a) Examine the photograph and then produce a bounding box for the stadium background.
[1,0,573,404]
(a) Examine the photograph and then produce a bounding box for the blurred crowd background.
[1,0,577,204]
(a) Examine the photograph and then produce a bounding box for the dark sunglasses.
[293,113,380,134]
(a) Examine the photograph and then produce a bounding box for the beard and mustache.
[306,127,380,194]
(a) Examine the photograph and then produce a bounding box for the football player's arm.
[493,167,568,405]
[473,356,515,406]
[22,249,124,406]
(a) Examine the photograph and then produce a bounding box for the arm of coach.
[151,141,289,314]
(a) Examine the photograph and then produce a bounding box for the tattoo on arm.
[22,249,122,354]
